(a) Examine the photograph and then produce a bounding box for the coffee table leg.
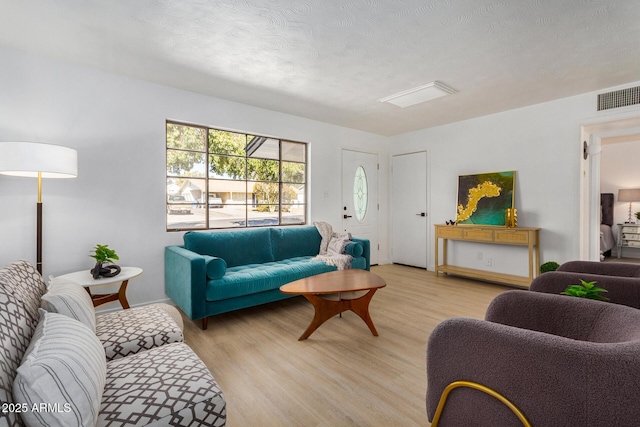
[298,295,349,341]
[86,280,130,309]
[298,289,380,340]
[348,289,379,336]
[118,279,130,309]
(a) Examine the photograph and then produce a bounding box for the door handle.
[416,212,426,217]
[344,214,353,219]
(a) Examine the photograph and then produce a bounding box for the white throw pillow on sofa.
[13,309,106,427]
[327,232,351,255]
[42,276,96,332]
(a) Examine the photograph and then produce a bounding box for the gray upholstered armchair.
[426,290,640,427]
[530,270,640,309]
[557,260,640,277]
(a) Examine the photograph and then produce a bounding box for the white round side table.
[56,266,143,309]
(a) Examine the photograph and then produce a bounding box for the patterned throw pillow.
[42,276,96,332]
[13,310,106,427]
[0,290,38,427]
[0,260,47,322]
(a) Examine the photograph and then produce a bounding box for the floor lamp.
[618,188,640,224]
[0,142,78,274]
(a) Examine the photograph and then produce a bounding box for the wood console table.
[434,224,540,287]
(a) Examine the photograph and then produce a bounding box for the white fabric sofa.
[0,260,226,427]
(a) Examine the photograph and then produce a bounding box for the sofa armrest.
[165,246,208,321]
[529,271,640,309]
[351,237,370,270]
[344,241,363,257]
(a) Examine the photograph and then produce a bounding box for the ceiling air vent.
[597,86,640,111]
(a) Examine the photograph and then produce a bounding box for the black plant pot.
[91,262,121,279]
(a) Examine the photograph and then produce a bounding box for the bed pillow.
[42,276,96,332]
[13,309,106,427]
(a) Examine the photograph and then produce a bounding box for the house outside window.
[166,122,307,230]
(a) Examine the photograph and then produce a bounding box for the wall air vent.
[597,86,640,111]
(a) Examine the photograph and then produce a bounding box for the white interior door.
[342,149,379,265]
[391,152,428,268]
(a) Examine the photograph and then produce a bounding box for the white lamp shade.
[0,142,77,178]
[618,188,640,202]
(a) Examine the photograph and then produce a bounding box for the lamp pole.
[37,172,43,274]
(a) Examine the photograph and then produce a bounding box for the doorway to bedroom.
[581,116,640,262]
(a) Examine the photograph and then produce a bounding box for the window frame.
[166,121,307,231]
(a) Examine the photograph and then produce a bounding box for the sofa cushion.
[184,229,274,267]
[13,309,106,427]
[99,342,226,427]
[203,255,227,280]
[96,303,184,361]
[206,257,336,301]
[41,276,96,332]
[270,226,322,261]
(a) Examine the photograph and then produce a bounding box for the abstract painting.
[456,171,516,225]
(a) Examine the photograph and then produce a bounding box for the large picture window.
[166,122,307,230]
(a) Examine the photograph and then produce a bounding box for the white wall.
[390,93,625,276]
[601,140,640,256]
[0,47,389,308]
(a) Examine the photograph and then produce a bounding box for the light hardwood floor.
[183,264,511,426]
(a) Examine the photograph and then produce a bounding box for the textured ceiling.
[2,0,640,136]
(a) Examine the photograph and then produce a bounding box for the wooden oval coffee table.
[280,269,386,340]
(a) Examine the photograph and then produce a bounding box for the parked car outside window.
[167,195,192,214]
[209,196,224,208]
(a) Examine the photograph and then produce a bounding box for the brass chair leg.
[431,380,531,427]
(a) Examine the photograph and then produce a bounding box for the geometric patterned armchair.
[1,260,226,427]
[427,290,640,426]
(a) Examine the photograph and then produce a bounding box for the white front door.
[342,149,379,265]
[391,152,428,268]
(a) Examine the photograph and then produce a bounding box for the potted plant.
[540,261,559,274]
[561,279,609,301]
[90,244,121,279]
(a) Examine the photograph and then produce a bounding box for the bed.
[601,193,615,259]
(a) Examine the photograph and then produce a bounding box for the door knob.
[416,212,426,217]
[344,214,353,219]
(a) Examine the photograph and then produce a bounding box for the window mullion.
[245,134,249,228]
[278,140,283,226]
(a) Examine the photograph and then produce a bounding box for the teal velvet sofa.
[165,226,370,329]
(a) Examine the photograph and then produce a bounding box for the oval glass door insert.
[353,165,368,222]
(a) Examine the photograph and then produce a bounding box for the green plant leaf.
[562,279,608,301]
[89,244,119,264]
